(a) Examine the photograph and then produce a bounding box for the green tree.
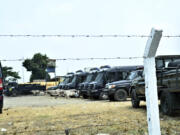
[22,53,50,82]
[2,66,21,81]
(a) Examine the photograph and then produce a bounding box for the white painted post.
[144,28,162,135]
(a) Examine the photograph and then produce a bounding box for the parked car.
[130,55,180,116]
[0,62,3,113]
[104,66,143,101]
[79,67,99,99]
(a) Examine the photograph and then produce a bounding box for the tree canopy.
[22,53,50,82]
[2,66,21,81]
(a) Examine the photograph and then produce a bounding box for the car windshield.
[95,72,104,82]
[126,71,137,80]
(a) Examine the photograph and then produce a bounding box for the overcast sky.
[0,0,180,82]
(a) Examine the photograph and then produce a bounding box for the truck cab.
[64,70,87,90]
[59,72,74,89]
[78,68,99,99]
[87,65,111,99]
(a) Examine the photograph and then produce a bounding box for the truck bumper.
[80,90,88,96]
[90,89,102,98]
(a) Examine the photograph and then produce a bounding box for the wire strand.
[0,57,143,62]
[0,34,180,38]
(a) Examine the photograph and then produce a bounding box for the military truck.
[103,66,143,101]
[64,70,87,90]
[89,65,134,99]
[87,65,111,99]
[78,67,99,99]
[130,55,180,116]
[60,70,87,97]
[4,82,46,96]
[59,72,74,89]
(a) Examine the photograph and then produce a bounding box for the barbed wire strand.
[0,34,180,38]
[0,34,151,38]
[0,57,144,62]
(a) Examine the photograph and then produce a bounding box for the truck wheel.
[131,89,140,108]
[160,91,175,116]
[114,89,127,101]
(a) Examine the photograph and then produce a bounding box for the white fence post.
[144,28,162,135]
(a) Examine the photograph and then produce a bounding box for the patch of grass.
[0,101,180,135]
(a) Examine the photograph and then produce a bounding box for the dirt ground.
[1,95,180,135]
[3,95,100,108]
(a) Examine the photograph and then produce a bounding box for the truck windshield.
[85,74,93,82]
[63,77,70,84]
[126,71,137,80]
[71,76,77,83]
[95,72,104,82]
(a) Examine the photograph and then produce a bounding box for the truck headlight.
[108,85,116,89]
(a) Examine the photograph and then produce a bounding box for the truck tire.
[160,91,176,116]
[114,89,127,101]
[131,89,140,108]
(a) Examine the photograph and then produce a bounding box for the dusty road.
[3,95,103,108]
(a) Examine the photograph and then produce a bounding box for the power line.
[0,34,180,38]
[0,57,143,62]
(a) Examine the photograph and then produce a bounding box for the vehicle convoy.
[78,67,99,99]
[130,55,180,116]
[61,70,87,97]
[103,66,143,101]
[0,62,3,114]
